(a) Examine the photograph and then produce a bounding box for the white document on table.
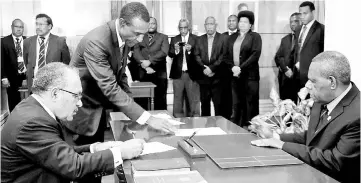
[175,127,227,137]
[152,113,185,125]
[140,142,176,156]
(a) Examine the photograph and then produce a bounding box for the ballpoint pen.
[187,130,198,141]
[183,139,194,147]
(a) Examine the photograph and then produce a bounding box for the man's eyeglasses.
[35,23,49,27]
[58,88,82,100]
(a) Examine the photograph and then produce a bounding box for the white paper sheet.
[140,142,176,156]
[152,113,185,125]
[175,127,227,137]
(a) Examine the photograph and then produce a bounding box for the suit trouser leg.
[173,77,185,118]
[219,75,232,119]
[152,75,167,110]
[211,81,223,116]
[184,73,200,117]
[199,83,211,116]
[7,86,21,112]
[242,80,259,127]
[231,78,242,126]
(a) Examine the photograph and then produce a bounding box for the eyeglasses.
[58,88,82,100]
[36,23,49,27]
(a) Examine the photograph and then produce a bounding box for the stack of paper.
[131,158,190,177]
[140,142,176,156]
[133,170,208,183]
[175,127,227,137]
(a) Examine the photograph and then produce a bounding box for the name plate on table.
[193,134,303,168]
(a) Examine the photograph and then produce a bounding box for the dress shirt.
[115,19,151,125]
[299,19,315,47]
[12,34,24,57]
[34,33,50,75]
[207,33,216,60]
[228,29,238,35]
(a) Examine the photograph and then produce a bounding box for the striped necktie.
[148,34,154,46]
[38,36,46,69]
[16,38,25,73]
[297,26,307,62]
[316,105,328,132]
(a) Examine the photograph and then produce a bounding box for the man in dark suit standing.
[253,51,360,183]
[69,5,175,181]
[220,14,238,120]
[195,17,226,116]
[168,18,200,117]
[1,19,27,111]
[132,17,169,110]
[1,62,145,183]
[274,12,301,102]
[293,1,324,92]
[23,14,71,94]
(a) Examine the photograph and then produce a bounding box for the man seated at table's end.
[251,51,360,183]
[1,62,147,182]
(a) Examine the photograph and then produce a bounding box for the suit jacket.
[280,83,360,183]
[223,30,262,80]
[168,33,200,81]
[292,20,324,86]
[0,96,114,183]
[69,20,144,136]
[1,35,27,88]
[275,33,294,73]
[132,32,169,80]
[23,33,71,93]
[194,32,226,84]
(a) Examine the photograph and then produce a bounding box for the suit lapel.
[30,36,37,68]
[203,35,208,62]
[6,35,17,56]
[302,21,318,49]
[210,33,219,62]
[46,34,55,63]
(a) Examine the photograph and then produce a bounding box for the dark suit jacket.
[194,32,226,84]
[69,20,144,136]
[280,84,360,183]
[1,35,27,87]
[23,33,71,93]
[0,96,114,183]
[132,32,169,80]
[168,33,200,81]
[223,30,262,81]
[292,20,324,86]
[275,33,294,73]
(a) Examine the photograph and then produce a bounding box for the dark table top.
[117,116,338,183]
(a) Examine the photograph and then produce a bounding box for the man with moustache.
[292,1,324,93]
[1,63,146,183]
[275,12,301,102]
[195,16,226,117]
[168,18,200,117]
[23,13,71,94]
[69,6,175,182]
[1,19,27,111]
[132,17,169,110]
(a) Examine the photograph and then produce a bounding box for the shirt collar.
[37,32,50,42]
[207,32,216,38]
[31,94,56,120]
[12,34,23,42]
[181,32,189,42]
[115,19,125,48]
[228,29,237,34]
[303,19,316,29]
[326,83,352,115]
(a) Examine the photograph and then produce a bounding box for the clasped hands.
[232,66,241,77]
[203,65,214,77]
[140,60,155,74]
[250,126,285,149]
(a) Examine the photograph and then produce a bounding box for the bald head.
[11,19,24,37]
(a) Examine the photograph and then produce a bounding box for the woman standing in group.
[223,10,262,128]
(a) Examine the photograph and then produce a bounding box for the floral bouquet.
[248,86,314,135]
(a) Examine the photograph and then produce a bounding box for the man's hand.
[146,116,177,134]
[285,67,293,78]
[145,67,156,74]
[295,62,300,70]
[250,138,285,149]
[231,66,241,77]
[120,139,146,160]
[185,44,192,52]
[1,78,10,88]
[175,42,180,53]
[203,66,212,76]
[140,60,151,69]
[256,126,274,139]
[92,141,124,152]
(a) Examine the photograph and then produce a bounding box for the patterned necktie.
[16,38,25,73]
[297,26,307,62]
[316,105,328,132]
[38,36,46,69]
[291,33,295,51]
[148,34,154,46]
[208,35,213,61]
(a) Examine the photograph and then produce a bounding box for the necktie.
[297,26,307,62]
[316,105,328,132]
[38,36,46,69]
[148,34,154,46]
[16,38,25,73]
[208,35,213,61]
[182,36,187,71]
[291,33,295,51]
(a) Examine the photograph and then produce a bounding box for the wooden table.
[111,115,338,183]
[129,82,156,110]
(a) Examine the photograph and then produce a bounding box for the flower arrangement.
[248,87,314,135]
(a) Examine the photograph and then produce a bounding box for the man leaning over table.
[1,63,146,183]
[252,51,360,183]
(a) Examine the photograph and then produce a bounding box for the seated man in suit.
[1,62,145,183]
[168,18,200,118]
[274,12,301,102]
[195,16,226,117]
[253,51,360,183]
[1,19,27,111]
[24,13,71,94]
[132,17,169,110]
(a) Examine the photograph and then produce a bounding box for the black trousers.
[231,78,259,127]
[278,71,297,103]
[137,72,168,110]
[199,80,222,117]
[219,75,233,120]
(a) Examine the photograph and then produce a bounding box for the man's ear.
[118,18,127,28]
[50,88,59,101]
[329,76,337,90]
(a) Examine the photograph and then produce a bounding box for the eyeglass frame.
[58,88,82,101]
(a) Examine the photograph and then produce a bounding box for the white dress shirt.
[34,33,50,76]
[175,32,190,71]
[228,29,238,35]
[299,19,316,47]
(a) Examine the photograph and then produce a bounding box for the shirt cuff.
[175,50,180,55]
[2,78,7,82]
[110,146,123,167]
[273,131,281,140]
[136,111,151,125]
[90,142,101,153]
